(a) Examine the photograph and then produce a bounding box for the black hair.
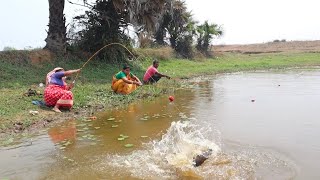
[123,64,131,70]
[153,59,159,65]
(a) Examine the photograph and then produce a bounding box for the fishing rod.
[71,43,172,87]
[70,43,191,91]
[73,42,136,83]
[64,42,198,118]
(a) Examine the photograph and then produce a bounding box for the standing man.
[143,59,171,84]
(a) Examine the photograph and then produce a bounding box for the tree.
[46,0,173,54]
[112,0,173,33]
[196,21,223,55]
[71,0,131,62]
[68,0,175,62]
[45,0,67,54]
[153,0,197,58]
[2,46,16,51]
[167,0,191,49]
[154,0,192,48]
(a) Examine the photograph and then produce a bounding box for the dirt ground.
[212,40,320,54]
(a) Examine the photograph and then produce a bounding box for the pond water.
[1,68,320,179]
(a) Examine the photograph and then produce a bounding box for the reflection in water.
[3,68,320,179]
[39,92,199,179]
[48,120,77,144]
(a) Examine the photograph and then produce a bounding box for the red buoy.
[169,96,174,102]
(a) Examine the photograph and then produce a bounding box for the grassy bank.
[1,51,320,137]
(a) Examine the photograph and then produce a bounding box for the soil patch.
[212,40,320,54]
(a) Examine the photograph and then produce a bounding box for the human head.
[153,59,159,68]
[122,64,131,75]
[53,67,64,72]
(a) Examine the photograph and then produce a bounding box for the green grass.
[150,52,320,78]
[1,51,320,134]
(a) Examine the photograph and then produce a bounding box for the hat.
[53,67,64,72]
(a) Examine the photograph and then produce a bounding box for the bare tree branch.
[67,0,93,9]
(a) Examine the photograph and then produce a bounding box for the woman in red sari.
[44,67,80,113]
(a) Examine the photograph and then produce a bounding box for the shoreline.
[1,50,320,144]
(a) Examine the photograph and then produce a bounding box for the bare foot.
[52,107,62,113]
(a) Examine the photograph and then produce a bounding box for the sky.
[0,0,320,50]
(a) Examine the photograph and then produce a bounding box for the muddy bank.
[0,84,173,143]
[1,101,103,140]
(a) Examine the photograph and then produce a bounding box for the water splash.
[151,121,220,168]
[98,121,223,179]
[95,120,295,179]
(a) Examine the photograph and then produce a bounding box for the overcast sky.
[0,0,320,50]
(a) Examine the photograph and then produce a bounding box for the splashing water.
[96,121,219,179]
[94,120,295,179]
[152,121,220,168]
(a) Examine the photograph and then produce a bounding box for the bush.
[69,0,132,63]
[135,47,174,60]
[3,46,16,51]
[175,35,194,59]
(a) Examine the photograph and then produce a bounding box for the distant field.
[212,40,320,54]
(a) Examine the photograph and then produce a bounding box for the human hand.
[71,69,81,74]
[135,81,143,86]
[166,76,171,79]
[69,82,75,89]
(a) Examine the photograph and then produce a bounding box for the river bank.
[1,49,320,144]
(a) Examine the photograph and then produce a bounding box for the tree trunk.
[155,28,166,45]
[44,0,67,54]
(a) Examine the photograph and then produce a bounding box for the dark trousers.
[146,75,161,84]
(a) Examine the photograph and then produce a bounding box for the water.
[210,69,320,179]
[1,68,320,179]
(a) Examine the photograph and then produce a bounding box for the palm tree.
[196,21,223,55]
[45,0,67,54]
[154,0,193,49]
[45,0,172,54]
[113,0,173,32]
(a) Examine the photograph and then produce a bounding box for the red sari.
[44,84,73,108]
[44,68,74,109]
